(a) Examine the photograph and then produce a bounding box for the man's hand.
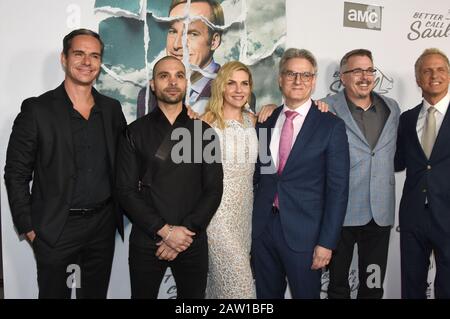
[26,230,36,243]
[256,100,332,124]
[186,105,200,119]
[155,241,179,261]
[311,245,332,270]
[157,225,195,252]
[257,104,277,123]
[314,100,334,114]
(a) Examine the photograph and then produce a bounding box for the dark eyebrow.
[71,49,101,56]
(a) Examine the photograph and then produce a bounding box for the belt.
[272,206,279,214]
[69,197,112,216]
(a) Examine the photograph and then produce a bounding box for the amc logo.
[343,2,383,31]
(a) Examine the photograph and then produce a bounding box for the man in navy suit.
[395,48,450,299]
[251,48,350,299]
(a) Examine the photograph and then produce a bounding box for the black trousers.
[33,204,116,299]
[129,232,208,299]
[401,205,450,299]
[327,219,391,299]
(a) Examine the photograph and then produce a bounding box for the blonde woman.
[202,61,258,298]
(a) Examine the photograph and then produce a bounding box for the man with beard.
[116,56,223,298]
[323,49,400,299]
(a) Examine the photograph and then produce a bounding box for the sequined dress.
[206,112,258,299]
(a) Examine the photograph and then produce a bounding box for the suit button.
[427,165,431,170]
[371,152,375,157]
[422,189,427,193]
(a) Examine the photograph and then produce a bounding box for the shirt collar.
[422,90,450,116]
[190,59,219,94]
[282,99,312,118]
[344,90,376,112]
[153,104,189,125]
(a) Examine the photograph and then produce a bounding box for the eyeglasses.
[282,71,316,82]
[342,68,377,76]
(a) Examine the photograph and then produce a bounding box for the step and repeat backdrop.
[1,0,449,298]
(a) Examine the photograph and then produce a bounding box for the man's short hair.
[62,28,104,58]
[339,49,373,72]
[169,0,225,37]
[279,48,318,74]
[152,55,186,79]
[414,48,450,80]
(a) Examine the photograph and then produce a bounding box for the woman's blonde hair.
[203,61,253,129]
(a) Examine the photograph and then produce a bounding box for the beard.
[155,88,186,104]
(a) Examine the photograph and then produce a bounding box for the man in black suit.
[116,56,223,298]
[4,29,127,298]
[395,48,450,298]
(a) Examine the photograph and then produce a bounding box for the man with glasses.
[252,48,349,298]
[323,49,401,299]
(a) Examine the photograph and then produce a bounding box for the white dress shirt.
[416,91,450,141]
[269,100,312,170]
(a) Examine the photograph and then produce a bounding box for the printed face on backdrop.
[416,54,450,103]
[279,57,316,107]
[61,35,102,86]
[223,70,251,110]
[166,1,221,70]
[340,55,376,101]
[151,58,187,104]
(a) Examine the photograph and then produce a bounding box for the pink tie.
[274,110,299,208]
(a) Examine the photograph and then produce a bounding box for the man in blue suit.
[323,49,401,299]
[395,48,450,299]
[252,48,350,299]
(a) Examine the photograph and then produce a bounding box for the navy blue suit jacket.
[252,103,350,252]
[395,101,450,234]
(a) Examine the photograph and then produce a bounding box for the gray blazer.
[323,91,400,226]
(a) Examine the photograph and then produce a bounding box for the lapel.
[373,94,396,152]
[52,83,74,158]
[430,101,450,161]
[257,105,282,172]
[266,105,283,147]
[333,91,370,148]
[408,103,426,159]
[93,88,115,168]
[282,102,321,175]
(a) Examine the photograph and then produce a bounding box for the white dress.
[206,112,258,299]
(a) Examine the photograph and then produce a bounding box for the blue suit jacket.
[252,103,350,252]
[323,91,400,226]
[395,101,450,235]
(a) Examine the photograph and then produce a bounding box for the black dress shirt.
[71,105,111,207]
[116,106,223,246]
[346,92,390,150]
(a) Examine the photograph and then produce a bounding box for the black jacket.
[116,106,223,247]
[395,101,450,234]
[4,83,127,246]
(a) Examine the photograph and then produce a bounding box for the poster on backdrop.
[94,0,286,299]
